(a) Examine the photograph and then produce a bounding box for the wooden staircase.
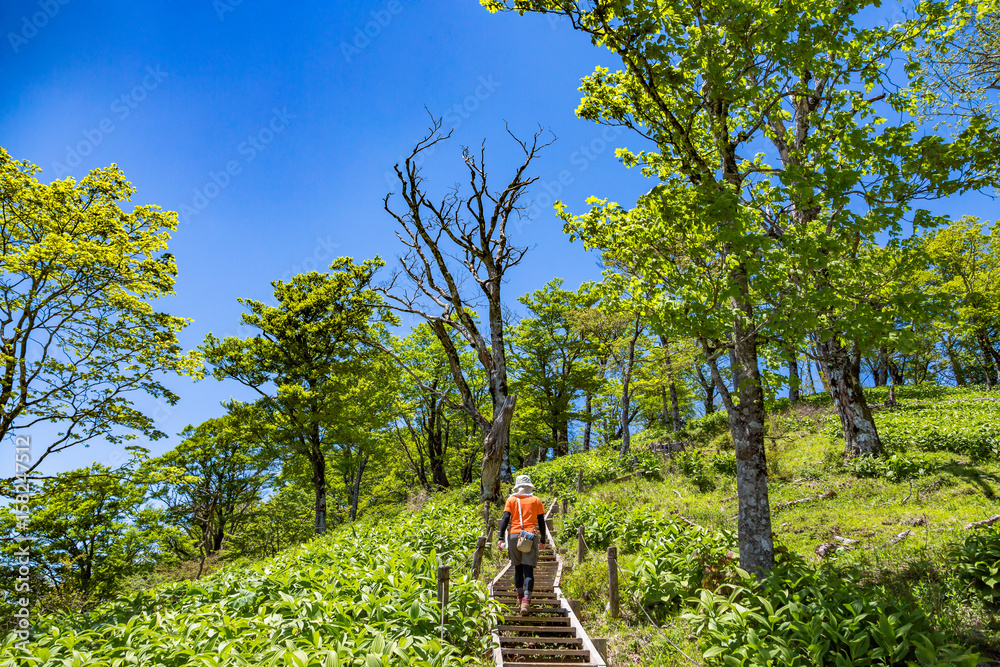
[489,502,606,667]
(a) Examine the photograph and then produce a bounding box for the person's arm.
[538,510,547,547]
[498,511,511,548]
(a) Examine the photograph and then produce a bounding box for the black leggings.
[514,564,535,598]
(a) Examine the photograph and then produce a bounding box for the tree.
[202,257,391,534]
[0,148,198,475]
[380,119,552,502]
[147,408,277,576]
[0,451,180,611]
[925,216,1000,387]
[393,324,486,490]
[509,279,601,457]
[484,0,1000,575]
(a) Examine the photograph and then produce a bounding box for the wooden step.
[502,648,591,658]
[498,625,577,635]
[500,637,583,647]
[503,616,570,625]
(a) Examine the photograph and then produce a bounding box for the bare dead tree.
[379,118,553,502]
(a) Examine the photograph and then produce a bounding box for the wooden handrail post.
[548,475,554,493]
[486,518,496,549]
[483,501,490,528]
[577,526,586,564]
[437,564,450,612]
[607,546,619,619]
[472,536,487,579]
[576,469,583,493]
[562,497,568,517]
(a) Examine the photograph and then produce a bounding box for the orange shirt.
[504,494,545,534]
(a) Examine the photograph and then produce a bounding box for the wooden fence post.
[592,638,609,662]
[437,564,450,612]
[562,497,568,517]
[576,470,583,493]
[548,475,554,493]
[577,526,586,564]
[607,546,619,619]
[472,536,486,579]
[483,501,490,528]
[486,518,496,549]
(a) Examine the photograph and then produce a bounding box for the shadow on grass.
[940,461,1000,499]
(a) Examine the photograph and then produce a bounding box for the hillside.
[1,500,499,667]
[6,385,1000,667]
[522,385,1000,666]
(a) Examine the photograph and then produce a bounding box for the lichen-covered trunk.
[582,393,592,451]
[349,453,369,521]
[729,320,774,577]
[820,338,882,458]
[481,395,517,502]
[670,382,681,431]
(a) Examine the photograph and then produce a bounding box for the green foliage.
[2,500,499,666]
[0,451,184,616]
[0,148,199,471]
[225,486,316,561]
[847,453,935,482]
[626,521,737,618]
[878,401,1000,460]
[951,527,1000,605]
[564,499,624,551]
[681,411,730,444]
[687,554,979,666]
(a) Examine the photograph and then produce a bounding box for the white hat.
[513,474,535,493]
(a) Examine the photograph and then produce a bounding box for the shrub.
[951,527,1000,605]
[564,499,623,551]
[687,554,979,666]
[847,453,934,481]
[669,450,716,491]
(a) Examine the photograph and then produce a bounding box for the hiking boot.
[519,598,531,615]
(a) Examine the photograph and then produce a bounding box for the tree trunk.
[981,327,1000,389]
[819,338,883,458]
[696,365,715,414]
[618,316,642,459]
[787,348,800,402]
[481,395,517,501]
[582,393,592,451]
[804,356,816,395]
[308,444,327,535]
[942,334,966,386]
[670,381,681,431]
[705,303,774,577]
[811,343,832,394]
[887,356,904,387]
[349,454,369,521]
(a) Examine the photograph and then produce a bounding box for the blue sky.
[1,0,647,476]
[2,1,996,477]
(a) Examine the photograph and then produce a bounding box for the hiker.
[497,474,547,614]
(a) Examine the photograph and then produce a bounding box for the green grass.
[553,385,1000,665]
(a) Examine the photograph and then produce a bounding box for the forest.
[3,0,1000,665]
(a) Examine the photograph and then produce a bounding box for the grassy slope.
[546,386,1000,666]
[2,497,500,667]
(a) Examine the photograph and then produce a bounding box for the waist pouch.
[516,531,536,553]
